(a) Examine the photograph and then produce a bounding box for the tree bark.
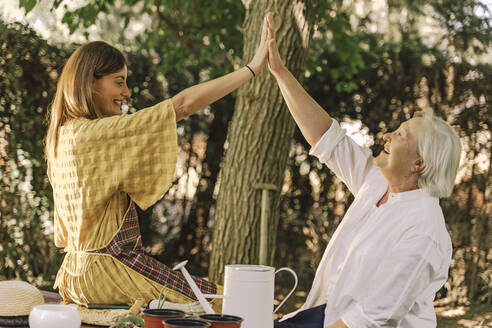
[209,0,318,283]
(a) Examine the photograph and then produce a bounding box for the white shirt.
[280,120,452,327]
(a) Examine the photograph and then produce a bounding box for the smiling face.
[92,66,131,116]
[374,117,425,181]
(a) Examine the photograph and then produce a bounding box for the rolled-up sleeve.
[309,119,374,195]
[340,234,444,327]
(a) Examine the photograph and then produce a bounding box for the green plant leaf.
[19,0,37,13]
[109,314,144,328]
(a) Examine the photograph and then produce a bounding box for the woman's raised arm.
[171,14,271,122]
[267,14,332,147]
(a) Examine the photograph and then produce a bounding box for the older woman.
[45,16,271,311]
[265,15,461,328]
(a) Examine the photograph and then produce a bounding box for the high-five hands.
[248,13,273,75]
[248,12,286,77]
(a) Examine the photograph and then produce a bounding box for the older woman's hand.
[326,320,348,328]
[247,13,272,75]
[266,13,286,75]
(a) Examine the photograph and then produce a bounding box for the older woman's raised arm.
[267,14,332,147]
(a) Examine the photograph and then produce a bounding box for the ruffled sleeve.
[72,99,178,210]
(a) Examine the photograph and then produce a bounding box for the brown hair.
[44,41,126,159]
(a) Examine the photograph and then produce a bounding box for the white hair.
[415,111,462,198]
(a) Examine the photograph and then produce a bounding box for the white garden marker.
[172,260,215,314]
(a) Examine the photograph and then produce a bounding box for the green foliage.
[313,7,365,93]
[61,4,101,33]
[19,0,37,13]
[110,315,144,328]
[4,0,491,310]
[53,0,244,76]
[0,21,68,287]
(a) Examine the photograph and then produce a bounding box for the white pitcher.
[174,261,297,328]
[221,264,298,328]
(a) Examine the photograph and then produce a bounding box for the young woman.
[266,14,461,328]
[45,16,271,311]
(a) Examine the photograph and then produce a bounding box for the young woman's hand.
[171,13,273,121]
[247,13,272,75]
[266,13,286,75]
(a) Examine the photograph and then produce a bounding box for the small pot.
[29,304,81,328]
[163,318,211,327]
[143,309,185,328]
[199,314,243,328]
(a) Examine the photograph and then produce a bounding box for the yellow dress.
[48,100,221,310]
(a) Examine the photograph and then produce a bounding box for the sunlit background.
[1,1,490,327]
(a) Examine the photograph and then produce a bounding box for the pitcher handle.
[273,267,298,313]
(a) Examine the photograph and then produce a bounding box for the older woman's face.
[92,66,131,116]
[374,117,424,176]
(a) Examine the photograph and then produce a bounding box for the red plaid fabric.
[91,201,217,300]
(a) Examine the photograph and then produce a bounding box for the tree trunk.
[209,0,318,283]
